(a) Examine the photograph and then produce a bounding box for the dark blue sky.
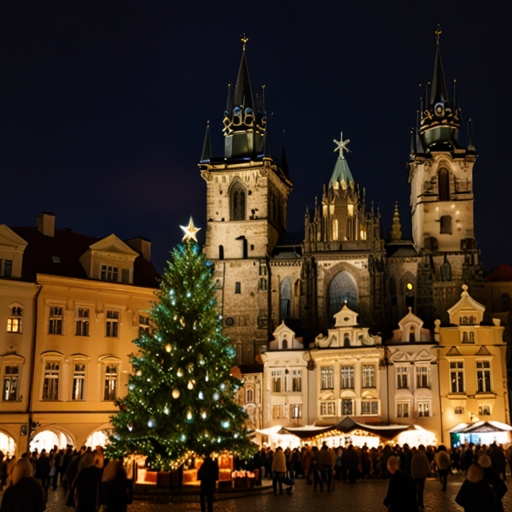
[1,1,510,273]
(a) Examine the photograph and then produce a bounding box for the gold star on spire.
[435,24,442,44]
[180,217,201,242]
[240,33,249,50]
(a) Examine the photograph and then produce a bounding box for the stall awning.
[449,421,512,434]
[282,416,411,440]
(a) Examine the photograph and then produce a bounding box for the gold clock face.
[434,102,445,117]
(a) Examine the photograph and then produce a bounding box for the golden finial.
[434,25,442,44]
[240,34,249,50]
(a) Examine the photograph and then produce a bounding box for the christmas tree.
[107,219,255,470]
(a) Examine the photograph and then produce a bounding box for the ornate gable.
[79,234,139,283]
[447,284,485,325]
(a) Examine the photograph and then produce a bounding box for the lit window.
[321,366,334,390]
[361,400,378,415]
[362,366,376,388]
[271,370,282,393]
[49,306,64,335]
[397,366,409,389]
[101,265,118,282]
[416,366,430,388]
[0,259,13,277]
[478,404,491,416]
[321,401,337,416]
[417,401,430,417]
[341,366,354,389]
[450,361,464,393]
[341,399,353,416]
[2,365,19,401]
[291,404,302,419]
[42,363,60,400]
[397,401,410,418]
[7,307,22,333]
[271,405,283,419]
[103,365,118,401]
[476,361,492,393]
[292,370,302,392]
[75,308,90,336]
[106,310,119,337]
[139,314,151,336]
[72,364,86,401]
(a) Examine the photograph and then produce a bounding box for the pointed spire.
[389,199,403,242]
[452,79,458,110]
[430,25,449,105]
[467,118,476,153]
[329,132,354,190]
[234,34,254,110]
[200,121,212,163]
[262,116,271,158]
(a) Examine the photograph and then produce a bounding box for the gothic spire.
[430,27,449,106]
[467,118,476,153]
[389,199,403,242]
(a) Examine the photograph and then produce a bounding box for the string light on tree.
[106,219,254,470]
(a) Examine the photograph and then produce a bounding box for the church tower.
[408,28,483,324]
[200,37,292,364]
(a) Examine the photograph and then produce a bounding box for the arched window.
[343,333,350,347]
[230,181,246,221]
[246,388,253,403]
[328,271,357,321]
[438,168,450,201]
[409,327,416,342]
[280,277,292,320]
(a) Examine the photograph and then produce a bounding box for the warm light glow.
[0,432,16,456]
[406,282,413,291]
[165,343,172,353]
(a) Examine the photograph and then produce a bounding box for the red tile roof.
[12,226,159,288]
[485,264,512,282]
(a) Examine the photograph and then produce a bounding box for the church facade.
[199,36,484,366]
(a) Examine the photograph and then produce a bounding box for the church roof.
[328,156,354,190]
[485,264,512,282]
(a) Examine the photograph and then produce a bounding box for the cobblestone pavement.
[26,473,509,512]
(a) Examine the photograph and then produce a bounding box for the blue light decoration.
[148,419,155,428]
[213,392,220,401]
[221,420,230,429]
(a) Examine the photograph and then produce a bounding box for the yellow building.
[437,285,510,445]
[0,213,158,455]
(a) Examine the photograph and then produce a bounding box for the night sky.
[1,1,510,273]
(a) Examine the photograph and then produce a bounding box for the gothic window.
[409,327,415,342]
[440,215,452,234]
[280,277,292,320]
[438,167,450,201]
[230,181,246,221]
[219,245,224,260]
[328,271,357,321]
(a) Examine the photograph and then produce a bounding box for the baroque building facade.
[0,213,158,455]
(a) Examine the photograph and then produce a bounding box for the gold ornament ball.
[172,389,180,399]
[165,343,172,353]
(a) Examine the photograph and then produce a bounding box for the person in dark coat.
[73,452,102,512]
[99,460,132,512]
[455,463,500,512]
[342,444,359,485]
[411,445,430,510]
[383,456,418,512]
[197,456,219,512]
[0,458,45,512]
[478,455,507,512]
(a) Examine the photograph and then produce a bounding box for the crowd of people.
[0,445,132,512]
[1,440,511,511]
[248,440,510,510]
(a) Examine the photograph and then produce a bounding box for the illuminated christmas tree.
[107,219,254,470]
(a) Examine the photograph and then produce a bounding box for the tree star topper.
[180,217,201,242]
[333,132,351,159]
